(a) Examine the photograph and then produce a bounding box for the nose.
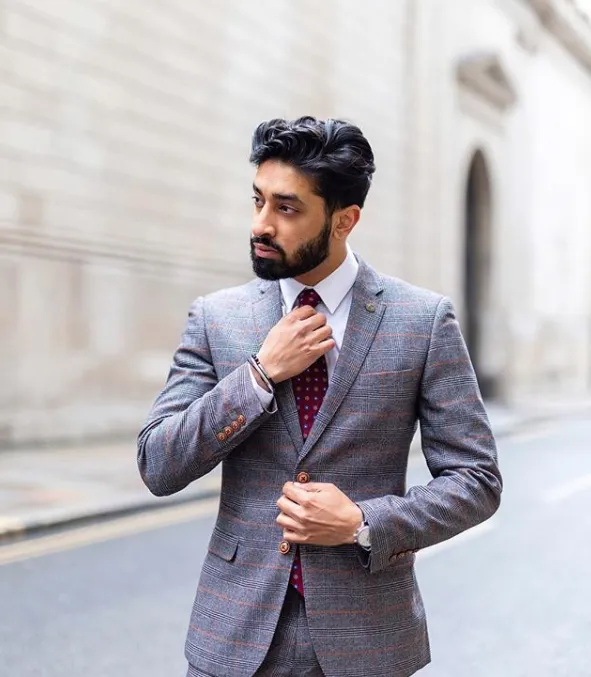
[252,205,276,239]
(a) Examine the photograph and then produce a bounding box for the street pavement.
[0,439,222,540]
[0,414,590,676]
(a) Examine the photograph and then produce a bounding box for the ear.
[332,205,361,240]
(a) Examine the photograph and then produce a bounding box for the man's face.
[250,160,332,280]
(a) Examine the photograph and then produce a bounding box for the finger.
[296,482,327,493]
[282,481,311,504]
[289,305,317,320]
[311,324,333,342]
[276,513,303,532]
[313,338,336,355]
[303,312,327,330]
[301,482,329,490]
[283,530,307,544]
[277,495,304,518]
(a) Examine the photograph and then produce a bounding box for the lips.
[253,243,280,258]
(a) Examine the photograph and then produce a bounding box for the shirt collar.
[279,244,359,314]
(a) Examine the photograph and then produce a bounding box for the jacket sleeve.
[357,296,503,574]
[137,297,277,496]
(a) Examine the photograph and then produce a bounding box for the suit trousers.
[186,586,325,677]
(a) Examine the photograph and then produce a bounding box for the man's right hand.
[256,306,335,384]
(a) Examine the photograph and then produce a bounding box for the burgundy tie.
[288,288,329,596]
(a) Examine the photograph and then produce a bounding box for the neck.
[294,246,347,287]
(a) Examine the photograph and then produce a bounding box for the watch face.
[358,526,371,548]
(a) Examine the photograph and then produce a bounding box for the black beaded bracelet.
[249,354,276,389]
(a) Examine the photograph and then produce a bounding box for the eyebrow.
[253,183,306,206]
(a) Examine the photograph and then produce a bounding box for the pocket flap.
[208,528,239,562]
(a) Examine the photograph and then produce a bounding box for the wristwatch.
[353,521,371,550]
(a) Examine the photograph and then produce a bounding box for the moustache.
[251,238,284,255]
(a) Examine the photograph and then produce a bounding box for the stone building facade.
[0,0,590,446]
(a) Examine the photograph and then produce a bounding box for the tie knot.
[294,288,323,309]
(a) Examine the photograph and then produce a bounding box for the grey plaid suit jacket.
[137,256,502,677]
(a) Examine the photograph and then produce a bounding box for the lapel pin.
[365,302,376,313]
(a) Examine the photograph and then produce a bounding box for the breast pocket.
[356,367,420,397]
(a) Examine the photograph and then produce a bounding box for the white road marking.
[544,474,591,504]
[417,519,497,561]
[0,499,219,566]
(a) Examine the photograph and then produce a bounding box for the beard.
[250,218,332,280]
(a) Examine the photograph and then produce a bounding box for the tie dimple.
[288,288,330,596]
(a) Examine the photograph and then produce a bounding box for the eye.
[252,195,264,208]
[279,205,297,215]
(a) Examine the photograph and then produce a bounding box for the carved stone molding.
[457,53,518,111]
[525,0,591,71]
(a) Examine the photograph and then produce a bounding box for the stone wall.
[0,0,590,446]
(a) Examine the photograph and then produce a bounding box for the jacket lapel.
[298,259,386,462]
[252,280,304,453]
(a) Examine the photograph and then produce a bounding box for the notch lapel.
[252,280,304,453]
[298,260,385,462]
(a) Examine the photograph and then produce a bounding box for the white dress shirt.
[250,245,359,407]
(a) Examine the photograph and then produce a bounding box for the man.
[137,116,502,677]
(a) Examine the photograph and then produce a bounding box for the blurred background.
[1,0,590,448]
[1,1,590,676]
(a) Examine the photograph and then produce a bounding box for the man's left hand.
[276,482,363,546]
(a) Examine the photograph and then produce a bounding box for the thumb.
[297,482,326,492]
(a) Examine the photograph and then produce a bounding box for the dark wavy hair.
[250,116,376,214]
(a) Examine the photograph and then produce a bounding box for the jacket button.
[237,414,246,425]
[279,541,291,555]
[296,471,310,484]
[224,426,233,437]
[231,421,240,432]
[216,432,227,442]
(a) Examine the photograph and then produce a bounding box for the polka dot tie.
[288,288,329,596]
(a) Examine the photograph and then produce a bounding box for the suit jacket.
[137,256,502,677]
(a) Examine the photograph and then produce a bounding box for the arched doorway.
[464,150,497,399]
